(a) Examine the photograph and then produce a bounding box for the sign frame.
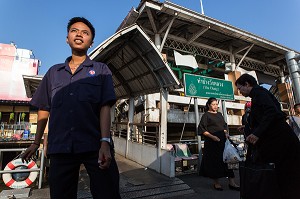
[184,73,234,101]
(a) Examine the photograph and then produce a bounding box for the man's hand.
[21,144,39,163]
[98,142,112,169]
[224,130,229,139]
[211,135,220,142]
[246,134,259,145]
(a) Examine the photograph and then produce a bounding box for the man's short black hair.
[294,103,300,109]
[67,17,95,41]
[235,73,258,87]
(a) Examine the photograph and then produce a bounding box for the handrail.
[0,147,45,189]
[0,168,40,174]
[112,122,159,146]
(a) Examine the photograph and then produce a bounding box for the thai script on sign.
[197,77,224,87]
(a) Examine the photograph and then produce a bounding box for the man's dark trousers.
[48,151,121,199]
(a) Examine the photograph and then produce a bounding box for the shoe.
[213,184,223,191]
[228,184,240,191]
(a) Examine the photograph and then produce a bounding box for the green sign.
[184,73,234,100]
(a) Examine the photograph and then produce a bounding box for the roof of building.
[22,75,44,98]
[117,0,298,78]
[23,0,299,99]
[89,24,180,99]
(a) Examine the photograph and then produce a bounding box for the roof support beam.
[140,27,155,36]
[168,33,230,55]
[117,55,140,71]
[104,37,143,95]
[158,17,174,34]
[266,55,285,64]
[160,15,176,52]
[128,42,164,88]
[233,44,253,54]
[109,64,132,95]
[164,36,280,76]
[235,43,254,69]
[187,26,209,45]
[146,8,158,33]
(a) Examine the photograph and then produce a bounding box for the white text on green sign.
[184,73,234,100]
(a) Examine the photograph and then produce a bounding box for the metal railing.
[0,148,45,189]
[112,122,160,146]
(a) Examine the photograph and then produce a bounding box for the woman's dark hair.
[235,74,258,87]
[205,97,217,112]
[67,17,95,41]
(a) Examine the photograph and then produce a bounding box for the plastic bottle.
[23,125,30,140]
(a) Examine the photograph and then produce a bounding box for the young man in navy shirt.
[22,17,121,199]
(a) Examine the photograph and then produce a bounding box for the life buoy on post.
[2,158,38,189]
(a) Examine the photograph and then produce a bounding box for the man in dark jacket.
[235,73,300,199]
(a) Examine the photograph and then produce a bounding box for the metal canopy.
[23,0,297,98]
[89,24,180,99]
[23,75,43,98]
[23,25,180,99]
[117,0,300,78]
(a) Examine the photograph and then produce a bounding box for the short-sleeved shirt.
[198,112,227,135]
[30,56,116,154]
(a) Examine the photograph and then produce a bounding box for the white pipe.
[286,51,300,103]
[200,0,205,15]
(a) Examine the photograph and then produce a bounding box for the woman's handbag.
[239,160,281,199]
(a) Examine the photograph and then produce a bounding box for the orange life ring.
[2,158,38,189]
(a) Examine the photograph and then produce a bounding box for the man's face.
[66,22,93,52]
[236,82,252,97]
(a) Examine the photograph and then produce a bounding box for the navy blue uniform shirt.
[30,57,116,154]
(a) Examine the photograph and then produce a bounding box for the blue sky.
[1,0,300,75]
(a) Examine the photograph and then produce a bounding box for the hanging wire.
[179,97,192,142]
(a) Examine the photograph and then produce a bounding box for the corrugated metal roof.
[89,24,180,99]
[23,25,180,99]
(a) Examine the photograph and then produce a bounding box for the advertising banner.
[0,44,38,101]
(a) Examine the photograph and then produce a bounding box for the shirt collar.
[57,56,94,71]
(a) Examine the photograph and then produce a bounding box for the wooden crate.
[278,83,292,103]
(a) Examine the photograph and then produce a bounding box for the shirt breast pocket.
[78,77,102,103]
[51,82,64,108]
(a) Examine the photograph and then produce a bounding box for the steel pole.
[285,51,300,103]
[194,98,202,174]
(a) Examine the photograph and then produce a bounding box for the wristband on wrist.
[100,137,111,145]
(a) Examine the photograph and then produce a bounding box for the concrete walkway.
[1,153,240,199]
